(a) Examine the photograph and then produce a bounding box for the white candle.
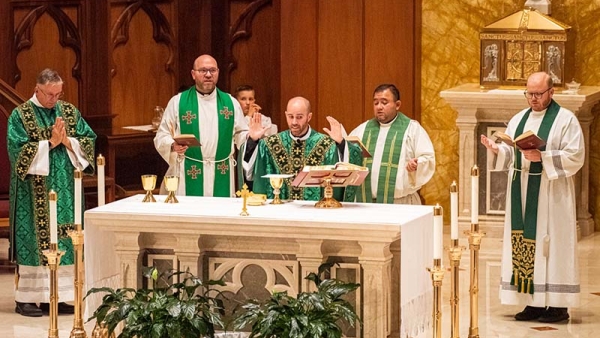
[471,165,479,224]
[97,154,105,206]
[450,181,458,240]
[49,190,58,244]
[433,204,443,259]
[74,169,82,225]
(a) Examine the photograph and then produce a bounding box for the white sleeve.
[65,137,90,170]
[26,140,50,176]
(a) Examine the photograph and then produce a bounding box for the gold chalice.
[262,174,293,204]
[163,175,179,203]
[141,174,157,202]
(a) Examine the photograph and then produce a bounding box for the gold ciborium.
[262,174,293,204]
[164,175,179,203]
[141,174,157,202]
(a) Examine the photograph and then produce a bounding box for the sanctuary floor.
[0,234,598,337]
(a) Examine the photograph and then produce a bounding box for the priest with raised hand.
[252,96,362,201]
[343,84,435,204]
[154,54,268,197]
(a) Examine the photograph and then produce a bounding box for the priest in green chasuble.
[252,96,363,201]
[154,54,269,197]
[7,69,96,317]
[348,84,435,204]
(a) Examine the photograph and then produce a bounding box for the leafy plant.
[234,263,361,338]
[85,267,226,338]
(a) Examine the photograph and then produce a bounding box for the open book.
[494,130,545,150]
[173,134,201,147]
[291,162,369,187]
[345,136,372,158]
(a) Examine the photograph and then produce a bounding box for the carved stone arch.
[226,0,272,75]
[13,4,83,83]
[110,0,175,77]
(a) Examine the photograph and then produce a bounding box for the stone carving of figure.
[547,45,562,84]
[483,44,499,82]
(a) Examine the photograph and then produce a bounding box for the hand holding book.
[493,130,545,150]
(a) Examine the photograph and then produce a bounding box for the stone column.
[296,239,324,293]
[574,103,596,237]
[174,234,202,277]
[455,106,478,221]
[359,241,393,338]
[113,232,142,289]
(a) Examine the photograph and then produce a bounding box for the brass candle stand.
[44,243,64,338]
[427,258,444,338]
[68,223,87,338]
[465,223,485,338]
[448,239,465,338]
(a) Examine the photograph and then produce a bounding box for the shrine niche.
[479,8,571,87]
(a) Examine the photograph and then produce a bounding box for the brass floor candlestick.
[428,258,444,338]
[465,223,485,338]
[44,243,64,338]
[448,239,465,338]
[68,224,87,338]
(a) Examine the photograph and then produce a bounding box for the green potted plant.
[85,267,226,338]
[234,263,361,338]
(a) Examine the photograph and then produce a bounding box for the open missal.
[173,134,201,147]
[345,135,372,158]
[291,162,369,188]
[493,130,545,150]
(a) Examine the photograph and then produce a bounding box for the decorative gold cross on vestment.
[220,107,233,119]
[181,111,197,124]
[217,162,229,174]
[187,165,201,179]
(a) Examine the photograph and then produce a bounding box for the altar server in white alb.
[480,71,584,323]
[154,54,268,197]
[345,84,435,204]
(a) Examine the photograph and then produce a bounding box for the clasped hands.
[323,116,419,172]
[49,117,72,150]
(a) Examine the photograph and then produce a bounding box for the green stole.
[356,113,411,203]
[179,87,234,197]
[510,99,560,294]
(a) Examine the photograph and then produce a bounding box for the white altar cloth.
[84,195,433,337]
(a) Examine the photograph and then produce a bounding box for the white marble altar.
[84,195,434,338]
[440,83,600,239]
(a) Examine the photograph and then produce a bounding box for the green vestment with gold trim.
[7,100,96,267]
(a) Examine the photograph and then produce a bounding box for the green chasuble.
[7,100,96,267]
[179,87,234,197]
[253,130,361,201]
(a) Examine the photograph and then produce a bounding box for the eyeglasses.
[524,87,552,99]
[193,68,219,75]
[37,87,64,100]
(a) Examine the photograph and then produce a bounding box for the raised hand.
[322,116,343,144]
[248,112,269,141]
[480,134,499,154]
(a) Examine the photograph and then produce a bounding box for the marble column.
[113,232,142,289]
[296,239,324,293]
[359,241,393,338]
[174,234,202,277]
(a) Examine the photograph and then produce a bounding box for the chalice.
[163,175,179,203]
[141,174,157,202]
[262,174,293,204]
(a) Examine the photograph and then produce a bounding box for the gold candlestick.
[163,175,179,203]
[44,243,64,338]
[427,258,444,338]
[448,239,465,338]
[141,175,157,203]
[236,183,253,216]
[68,224,87,338]
[465,223,485,338]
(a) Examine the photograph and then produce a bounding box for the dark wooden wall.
[0,0,420,188]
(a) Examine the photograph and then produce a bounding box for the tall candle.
[471,165,479,224]
[433,204,443,259]
[74,169,82,225]
[450,181,458,240]
[97,154,105,206]
[49,190,58,243]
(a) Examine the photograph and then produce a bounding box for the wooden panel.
[229,0,280,127]
[317,0,364,132]
[364,0,416,119]
[109,2,176,129]
[280,0,318,129]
